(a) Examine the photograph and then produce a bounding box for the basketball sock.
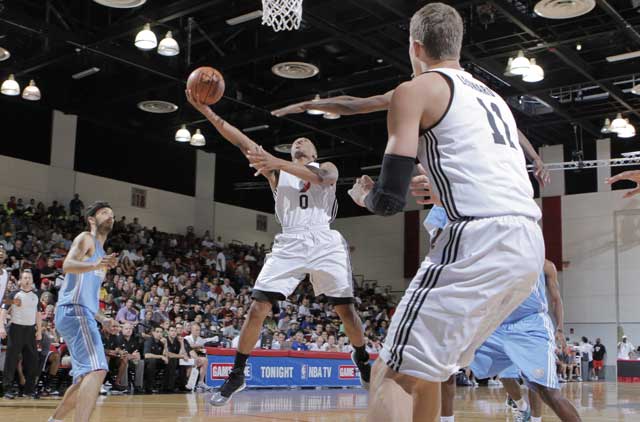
[353,345,369,362]
[516,398,529,412]
[48,417,63,422]
[440,416,455,422]
[233,352,250,371]
[531,417,542,422]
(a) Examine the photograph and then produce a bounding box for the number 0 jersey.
[273,162,338,230]
[417,67,541,222]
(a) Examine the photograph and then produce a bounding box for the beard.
[97,220,114,235]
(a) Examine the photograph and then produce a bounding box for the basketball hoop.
[262,0,303,31]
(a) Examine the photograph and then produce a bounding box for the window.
[131,188,147,209]
[256,214,267,232]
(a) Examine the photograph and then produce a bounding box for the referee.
[0,269,42,399]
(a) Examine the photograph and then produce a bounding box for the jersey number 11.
[477,98,516,149]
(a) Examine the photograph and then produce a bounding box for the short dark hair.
[410,3,464,60]
[86,201,112,223]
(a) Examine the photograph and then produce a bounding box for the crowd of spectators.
[0,194,394,397]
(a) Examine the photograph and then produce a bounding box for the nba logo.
[301,364,308,380]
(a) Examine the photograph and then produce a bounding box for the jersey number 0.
[299,194,308,209]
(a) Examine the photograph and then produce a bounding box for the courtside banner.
[206,348,377,388]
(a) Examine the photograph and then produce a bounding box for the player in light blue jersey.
[49,201,117,422]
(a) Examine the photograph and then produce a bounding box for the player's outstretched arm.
[518,130,550,188]
[271,91,393,118]
[247,146,338,186]
[348,81,424,215]
[185,89,259,157]
[63,233,116,274]
[544,259,564,334]
[606,170,640,198]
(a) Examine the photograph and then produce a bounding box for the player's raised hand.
[606,170,640,198]
[271,101,311,117]
[247,146,283,174]
[533,159,551,188]
[185,89,212,115]
[98,253,118,270]
[348,175,375,207]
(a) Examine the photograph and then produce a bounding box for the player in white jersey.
[344,4,545,421]
[186,91,372,406]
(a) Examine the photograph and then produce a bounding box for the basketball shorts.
[593,359,604,370]
[55,304,108,383]
[253,226,353,303]
[470,312,559,389]
[379,215,544,382]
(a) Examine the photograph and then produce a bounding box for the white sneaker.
[576,377,583,382]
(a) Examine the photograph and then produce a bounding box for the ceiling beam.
[491,0,640,120]
[596,0,640,46]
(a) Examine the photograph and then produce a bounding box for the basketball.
[187,66,225,105]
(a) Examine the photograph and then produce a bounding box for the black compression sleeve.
[364,154,415,216]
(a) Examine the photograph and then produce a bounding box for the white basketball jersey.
[273,163,338,229]
[418,68,541,221]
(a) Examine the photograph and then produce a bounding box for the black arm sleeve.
[364,154,415,216]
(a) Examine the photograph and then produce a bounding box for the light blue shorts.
[55,305,108,383]
[470,312,559,389]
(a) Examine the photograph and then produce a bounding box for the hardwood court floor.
[0,382,637,421]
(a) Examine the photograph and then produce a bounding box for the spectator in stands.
[165,325,188,392]
[143,326,168,394]
[592,338,606,380]
[216,249,226,275]
[271,332,290,350]
[291,331,308,351]
[116,299,139,325]
[618,335,635,360]
[115,323,143,392]
[69,194,84,218]
[184,322,217,392]
[325,335,340,352]
[308,336,325,351]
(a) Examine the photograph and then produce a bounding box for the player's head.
[410,3,463,64]
[291,137,317,162]
[86,201,114,234]
[19,269,34,291]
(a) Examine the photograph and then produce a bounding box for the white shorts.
[379,215,545,382]
[253,227,354,303]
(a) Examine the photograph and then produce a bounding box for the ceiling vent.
[137,100,178,114]
[534,0,595,19]
[271,62,319,79]
[93,0,146,9]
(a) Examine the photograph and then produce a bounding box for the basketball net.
[262,0,303,31]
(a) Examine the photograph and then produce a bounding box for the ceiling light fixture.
[605,50,640,63]
[306,94,325,115]
[611,113,627,133]
[22,80,41,101]
[510,51,530,76]
[631,84,640,95]
[226,10,263,25]
[617,119,636,138]
[576,43,582,51]
[601,118,612,134]
[323,112,341,120]
[504,57,516,77]
[190,129,206,146]
[1,74,20,96]
[157,31,179,56]
[72,67,101,80]
[175,124,191,142]
[0,47,10,62]
[522,58,544,83]
[135,23,157,50]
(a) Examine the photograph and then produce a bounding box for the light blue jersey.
[55,233,109,382]
[502,272,548,324]
[57,233,106,315]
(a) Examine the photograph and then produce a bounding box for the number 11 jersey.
[273,162,338,230]
[417,68,541,222]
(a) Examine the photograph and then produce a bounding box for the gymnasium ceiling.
[1,0,640,214]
